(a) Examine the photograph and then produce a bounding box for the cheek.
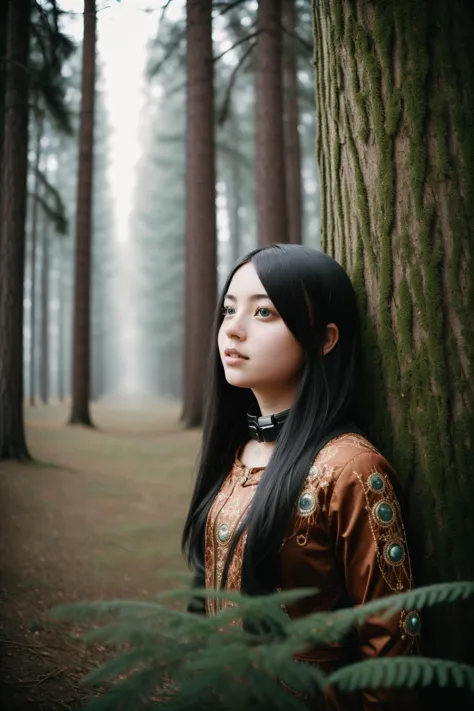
[259,327,304,373]
[217,322,226,352]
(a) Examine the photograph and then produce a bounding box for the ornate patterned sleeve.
[328,449,421,710]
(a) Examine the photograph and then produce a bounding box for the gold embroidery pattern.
[205,462,261,617]
[281,433,376,549]
[353,467,420,643]
[353,468,413,594]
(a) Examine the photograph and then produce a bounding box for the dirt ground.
[0,398,201,711]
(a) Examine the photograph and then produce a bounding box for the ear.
[322,323,339,355]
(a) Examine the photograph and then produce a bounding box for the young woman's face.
[217,262,305,393]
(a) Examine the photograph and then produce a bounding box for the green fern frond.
[288,580,474,644]
[328,656,474,693]
[258,644,327,693]
[51,599,166,622]
[161,585,319,608]
[349,580,474,623]
[84,665,170,711]
[83,645,159,686]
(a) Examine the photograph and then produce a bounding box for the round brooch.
[298,491,317,516]
[402,610,421,637]
[372,499,395,526]
[217,523,230,544]
[383,540,406,566]
[368,472,385,493]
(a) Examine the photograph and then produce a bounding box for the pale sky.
[57,0,189,393]
[59,0,185,245]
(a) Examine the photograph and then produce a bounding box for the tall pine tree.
[311,0,474,682]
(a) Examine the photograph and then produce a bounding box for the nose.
[224,313,247,341]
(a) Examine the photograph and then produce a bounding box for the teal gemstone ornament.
[298,491,316,516]
[403,610,421,636]
[383,541,405,566]
[217,523,230,544]
[308,465,318,481]
[368,472,385,492]
[373,500,394,526]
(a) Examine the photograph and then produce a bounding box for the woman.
[182,244,420,710]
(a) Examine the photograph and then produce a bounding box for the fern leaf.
[83,666,169,711]
[313,581,474,632]
[83,645,159,686]
[369,581,474,619]
[328,657,474,693]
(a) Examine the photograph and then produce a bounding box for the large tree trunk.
[28,113,44,406]
[182,0,217,427]
[255,0,288,246]
[312,0,474,680]
[40,211,50,404]
[0,0,31,460]
[69,0,96,426]
[282,0,302,245]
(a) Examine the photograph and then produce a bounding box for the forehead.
[226,262,267,296]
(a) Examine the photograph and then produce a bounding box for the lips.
[224,348,249,360]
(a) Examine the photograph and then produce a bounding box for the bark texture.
[283,0,302,244]
[0,0,31,460]
[40,212,50,404]
[312,0,474,669]
[57,240,65,401]
[255,0,288,246]
[182,0,217,427]
[228,109,242,266]
[0,0,8,199]
[69,0,96,425]
[29,114,44,406]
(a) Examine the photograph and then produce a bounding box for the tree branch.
[213,30,260,64]
[159,0,174,26]
[148,28,186,78]
[213,0,249,17]
[217,40,256,125]
[279,21,313,52]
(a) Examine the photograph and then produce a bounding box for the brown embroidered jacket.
[204,432,420,711]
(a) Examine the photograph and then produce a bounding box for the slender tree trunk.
[29,113,44,406]
[282,0,302,245]
[57,239,65,402]
[182,0,217,427]
[227,110,242,267]
[0,0,31,460]
[312,0,474,680]
[255,0,288,246]
[40,211,50,404]
[69,0,96,426]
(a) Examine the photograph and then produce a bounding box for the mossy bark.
[312,0,474,668]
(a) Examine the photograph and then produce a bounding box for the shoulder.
[313,432,398,492]
[294,433,389,518]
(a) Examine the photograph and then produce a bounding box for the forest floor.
[0,398,201,711]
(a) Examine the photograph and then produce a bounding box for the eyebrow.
[224,293,272,302]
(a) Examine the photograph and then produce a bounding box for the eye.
[221,304,235,317]
[256,307,273,318]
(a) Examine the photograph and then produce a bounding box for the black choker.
[247,407,290,443]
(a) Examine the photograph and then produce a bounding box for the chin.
[223,370,255,389]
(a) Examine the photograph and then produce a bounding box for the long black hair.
[181,244,362,596]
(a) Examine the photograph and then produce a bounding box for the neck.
[251,388,297,417]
